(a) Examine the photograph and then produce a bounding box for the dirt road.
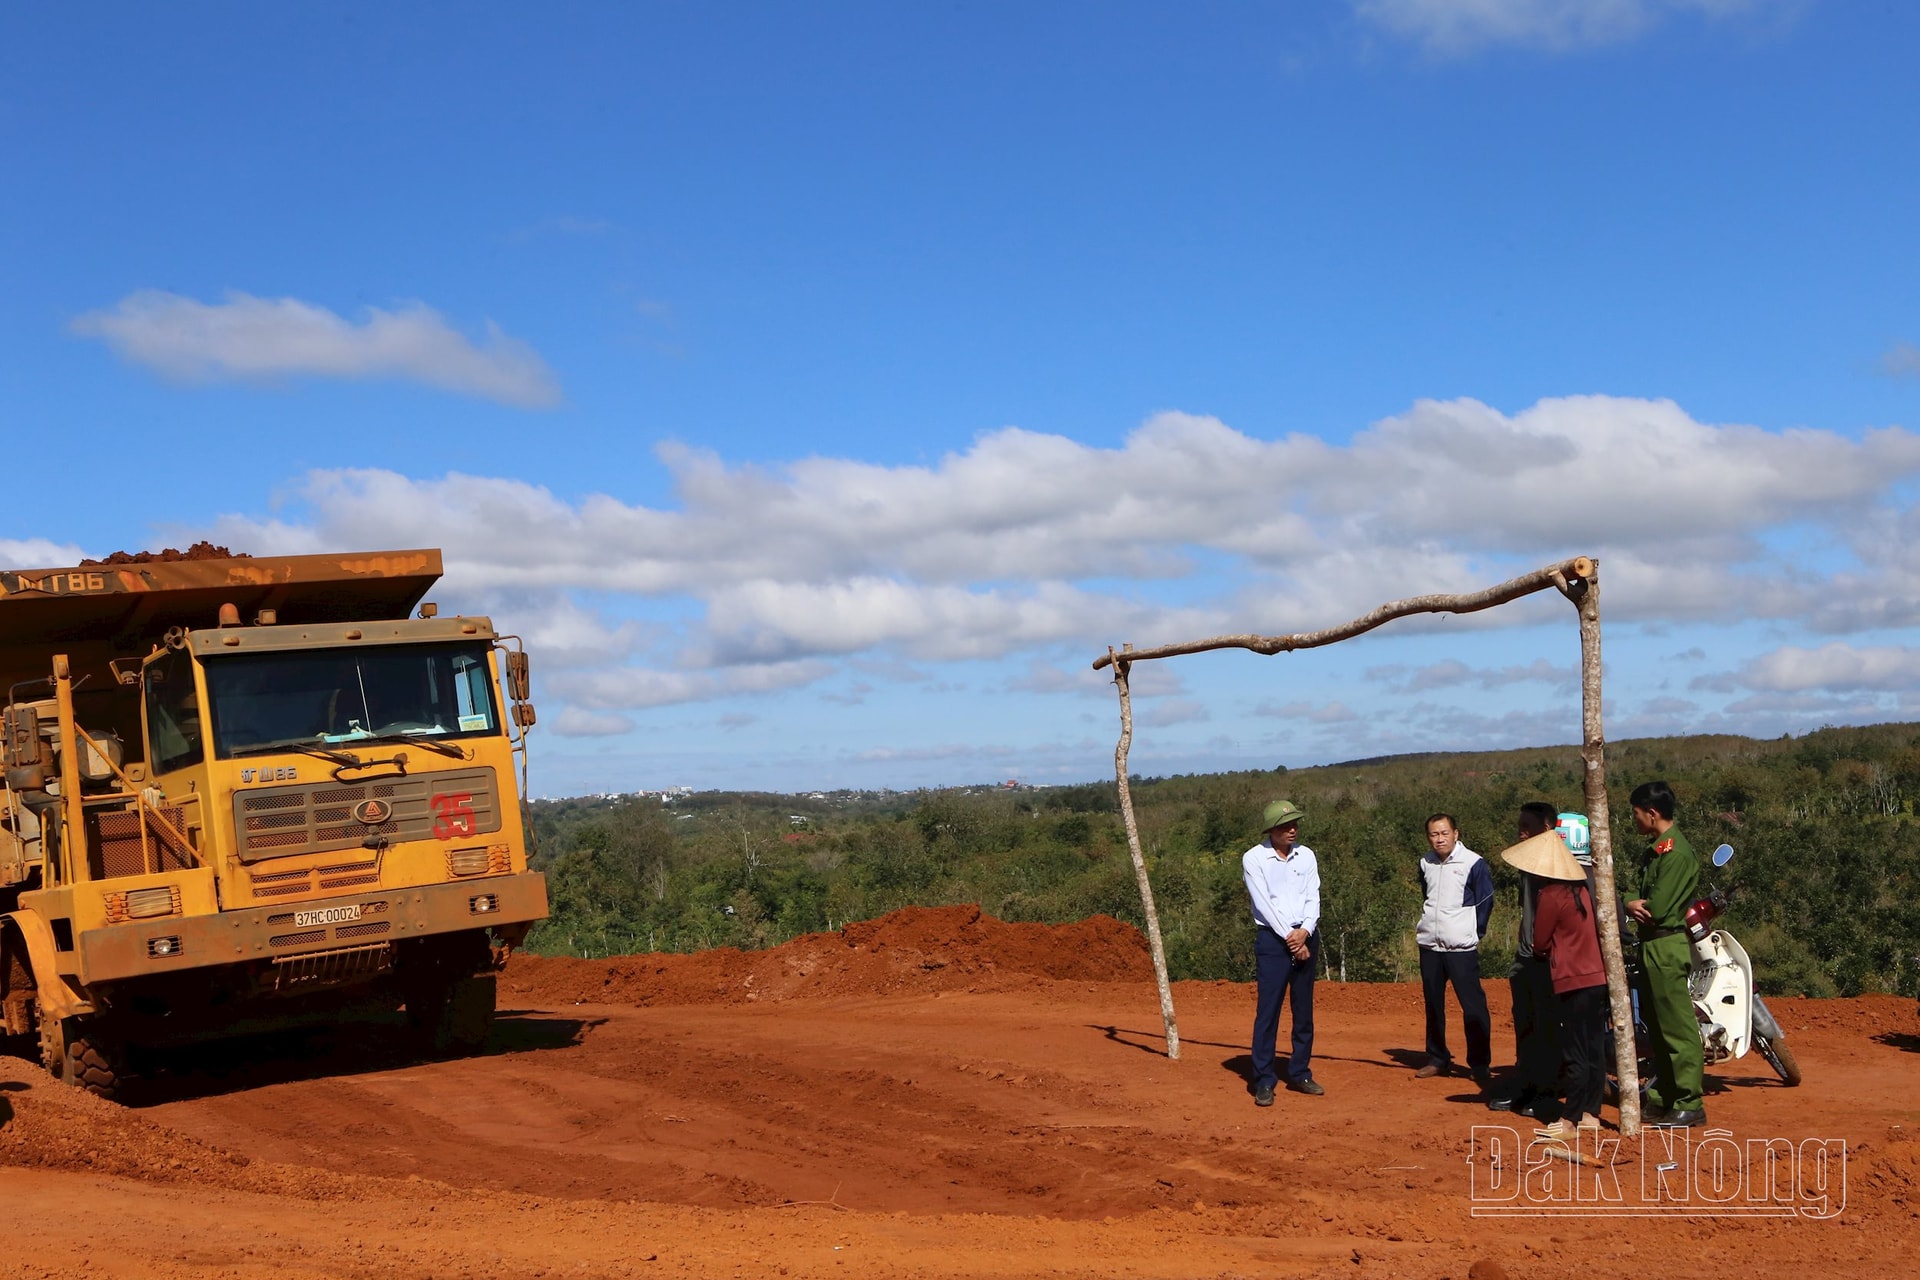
[3,906,1917,1278]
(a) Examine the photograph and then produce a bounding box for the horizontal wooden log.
[1089,556,1593,670]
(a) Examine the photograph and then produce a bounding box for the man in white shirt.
[1243,799,1324,1105]
[1414,813,1494,1087]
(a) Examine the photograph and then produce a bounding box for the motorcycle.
[1621,843,1802,1087]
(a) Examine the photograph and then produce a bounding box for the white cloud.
[1885,341,1920,380]
[0,538,89,570]
[1255,699,1362,725]
[550,707,636,737]
[195,394,1920,724]
[1367,657,1579,693]
[1721,643,1920,694]
[71,290,561,408]
[1354,0,1776,55]
[1138,698,1212,728]
[548,659,834,712]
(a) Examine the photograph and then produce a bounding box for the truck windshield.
[204,643,502,759]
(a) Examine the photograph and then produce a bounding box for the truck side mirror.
[505,651,531,702]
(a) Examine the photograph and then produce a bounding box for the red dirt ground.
[2,905,1917,1279]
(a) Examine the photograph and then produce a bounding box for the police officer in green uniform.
[1625,780,1706,1128]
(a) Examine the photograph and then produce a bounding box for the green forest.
[524,722,1920,999]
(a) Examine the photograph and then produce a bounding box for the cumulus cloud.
[550,707,636,737]
[194,394,1920,726]
[1138,698,1211,728]
[1354,0,1777,55]
[0,538,89,570]
[1255,699,1362,724]
[1367,657,1579,693]
[71,290,561,408]
[1885,341,1920,380]
[1712,643,1920,694]
[548,659,834,712]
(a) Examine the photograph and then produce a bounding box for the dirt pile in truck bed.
[503,903,1153,1007]
[80,541,246,565]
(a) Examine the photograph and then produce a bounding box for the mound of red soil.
[504,904,1152,1007]
[0,1068,369,1201]
[81,541,246,565]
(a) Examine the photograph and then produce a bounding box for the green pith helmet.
[1262,799,1306,831]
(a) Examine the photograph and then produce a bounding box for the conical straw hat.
[1499,829,1586,882]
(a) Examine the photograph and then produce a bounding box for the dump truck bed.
[0,550,443,689]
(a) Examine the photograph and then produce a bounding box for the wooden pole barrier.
[1110,647,1181,1060]
[1093,556,1634,1090]
[1555,559,1643,1137]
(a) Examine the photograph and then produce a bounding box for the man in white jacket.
[1414,813,1494,1087]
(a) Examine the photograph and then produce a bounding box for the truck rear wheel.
[407,972,496,1058]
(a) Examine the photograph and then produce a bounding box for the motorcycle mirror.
[1711,843,1734,867]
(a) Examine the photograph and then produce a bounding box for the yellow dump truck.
[0,548,548,1096]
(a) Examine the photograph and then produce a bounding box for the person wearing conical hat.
[1502,827,1608,1144]
[1626,780,1706,1128]
[1242,799,1323,1105]
[1486,802,1563,1118]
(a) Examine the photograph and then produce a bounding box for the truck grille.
[232,767,498,865]
[268,942,395,992]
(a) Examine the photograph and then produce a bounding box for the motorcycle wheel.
[1753,1032,1803,1087]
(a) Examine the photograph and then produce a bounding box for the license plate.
[295,904,362,928]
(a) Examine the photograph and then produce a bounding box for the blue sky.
[6,1,1920,795]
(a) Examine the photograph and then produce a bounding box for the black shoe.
[1649,1108,1706,1128]
[1472,1069,1493,1090]
[1286,1078,1325,1096]
[1485,1094,1517,1112]
[1254,1083,1275,1107]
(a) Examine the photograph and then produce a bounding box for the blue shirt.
[1243,838,1320,937]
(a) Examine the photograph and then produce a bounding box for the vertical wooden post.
[1111,648,1181,1060]
[1566,560,1642,1136]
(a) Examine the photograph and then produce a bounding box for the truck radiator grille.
[233,768,498,866]
[269,942,395,991]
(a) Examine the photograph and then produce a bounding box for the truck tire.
[43,1013,131,1100]
[407,973,495,1058]
[1753,1032,1803,1087]
[66,1024,129,1099]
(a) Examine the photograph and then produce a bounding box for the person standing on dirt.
[1486,801,1562,1118]
[1413,813,1494,1087]
[1626,780,1707,1128]
[1243,799,1323,1105]
[1504,827,1608,1144]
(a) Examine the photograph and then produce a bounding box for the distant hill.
[527,722,1920,999]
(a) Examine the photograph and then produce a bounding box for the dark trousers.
[1557,983,1607,1125]
[1251,926,1316,1089]
[1509,955,1560,1096]
[1419,947,1490,1072]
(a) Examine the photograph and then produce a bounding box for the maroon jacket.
[1533,881,1606,995]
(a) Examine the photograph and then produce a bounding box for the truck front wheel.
[406,972,496,1058]
[41,1008,130,1100]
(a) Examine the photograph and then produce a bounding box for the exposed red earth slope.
[2,904,1916,1279]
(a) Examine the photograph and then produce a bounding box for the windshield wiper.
[359,732,469,759]
[229,739,364,767]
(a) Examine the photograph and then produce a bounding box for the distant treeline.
[524,723,1920,998]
